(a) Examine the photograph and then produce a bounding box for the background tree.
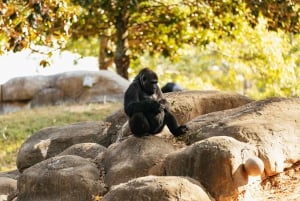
[66,0,300,79]
[3,0,300,76]
[0,0,79,61]
[1,0,300,98]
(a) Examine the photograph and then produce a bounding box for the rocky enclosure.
[0,90,299,201]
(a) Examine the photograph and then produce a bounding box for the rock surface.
[164,90,253,124]
[58,143,107,159]
[106,90,253,140]
[157,136,256,200]
[99,136,177,187]
[16,121,110,172]
[0,70,130,114]
[0,177,17,201]
[101,176,213,201]
[2,92,299,201]
[17,155,105,201]
[184,97,300,177]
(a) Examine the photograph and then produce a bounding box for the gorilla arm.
[156,87,188,136]
[124,83,162,117]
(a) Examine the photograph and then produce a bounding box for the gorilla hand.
[149,100,164,113]
[172,125,189,137]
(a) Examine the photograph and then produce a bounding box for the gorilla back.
[124,68,188,137]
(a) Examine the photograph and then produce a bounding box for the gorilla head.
[138,68,158,95]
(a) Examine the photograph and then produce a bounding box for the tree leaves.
[0,0,80,54]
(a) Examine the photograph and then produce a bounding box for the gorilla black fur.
[161,82,184,93]
[124,68,188,137]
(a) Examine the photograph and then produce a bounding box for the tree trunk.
[99,35,108,70]
[98,35,113,70]
[114,12,129,79]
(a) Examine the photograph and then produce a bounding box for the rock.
[104,108,129,144]
[2,75,52,101]
[30,88,65,107]
[8,92,300,200]
[54,71,128,103]
[0,177,17,200]
[0,102,30,114]
[99,136,177,187]
[16,121,111,172]
[0,70,130,114]
[101,176,213,201]
[0,170,19,201]
[17,155,105,201]
[159,136,259,201]
[58,143,106,159]
[0,170,19,180]
[184,97,300,177]
[108,90,253,139]
[164,90,253,124]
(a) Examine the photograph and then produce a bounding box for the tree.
[2,0,300,79]
[68,0,252,79]
[65,0,300,79]
[69,0,202,79]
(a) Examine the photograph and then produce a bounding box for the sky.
[0,49,98,84]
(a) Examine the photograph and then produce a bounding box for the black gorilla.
[124,68,188,137]
[161,82,184,93]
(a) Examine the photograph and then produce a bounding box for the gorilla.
[161,82,184,93]
[124,68,188,137]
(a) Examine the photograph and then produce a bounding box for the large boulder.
[0,70,130,114]
[106,90,253,139]
[101,176,213,201]
[98,136,178,187]
[16,121,111,172]
[158,136,257,201]
[164,90,253,124]
[2,75,52,101]
[54,71,129,103]
[17,155,105,201]
[58,143,106,159]
[184,97,300,177]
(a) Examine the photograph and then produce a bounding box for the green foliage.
[0,103,121,171]
[2,0,300,58]
[0,0,80,54]
[215,17,300,98]
[132,17,300,99]
[64,36,99,57]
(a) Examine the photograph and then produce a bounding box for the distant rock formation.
[0,70,130,114]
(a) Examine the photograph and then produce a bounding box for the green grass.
[0,103,122,172]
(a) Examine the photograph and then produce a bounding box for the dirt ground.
[249,162,300,201]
